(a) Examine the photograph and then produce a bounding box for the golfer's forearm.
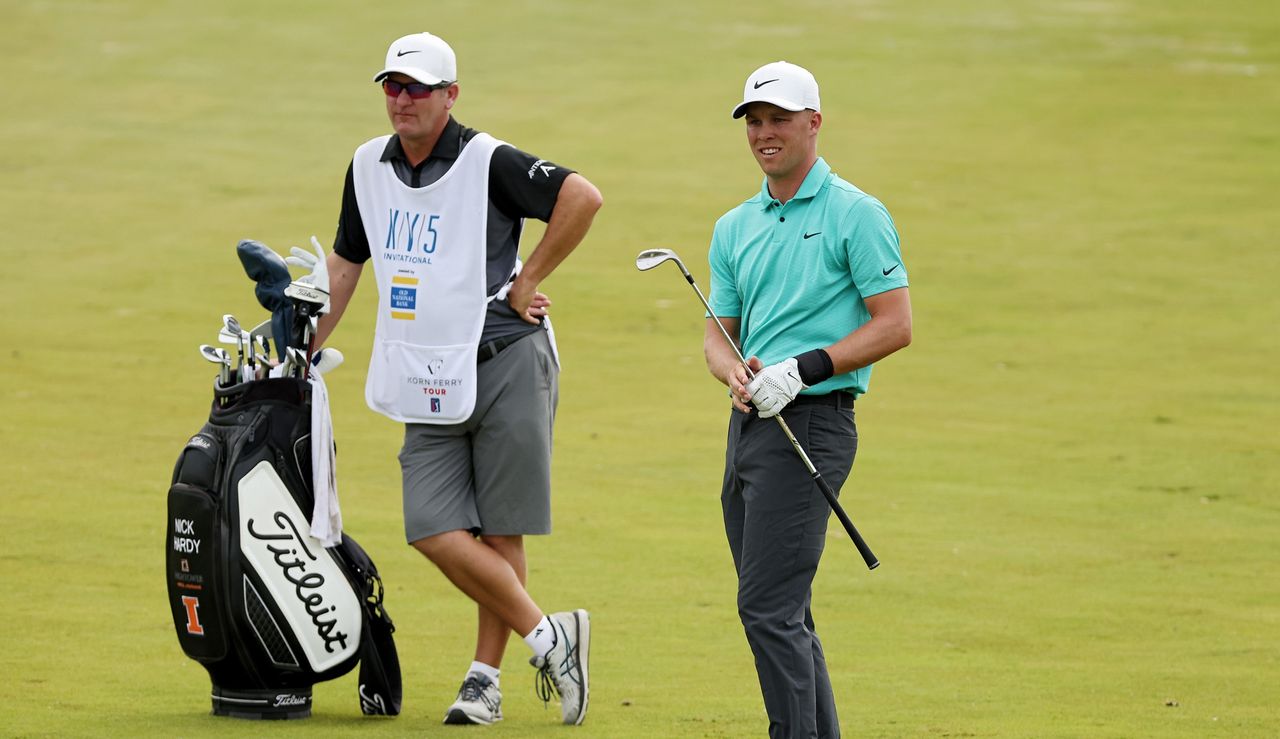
[519,174,603,286]
[704,317,743,385]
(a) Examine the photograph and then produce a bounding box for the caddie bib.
[353,132,503,423]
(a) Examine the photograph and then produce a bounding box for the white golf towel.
[308,370,343,547]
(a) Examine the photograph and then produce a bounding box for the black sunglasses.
[381,79,452,99]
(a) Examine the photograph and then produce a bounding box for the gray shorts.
[399,329,558,542]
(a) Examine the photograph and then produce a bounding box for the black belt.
[788,391,856,410]
[476,334,521,363]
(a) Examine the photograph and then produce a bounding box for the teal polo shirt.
[708,157,907,396]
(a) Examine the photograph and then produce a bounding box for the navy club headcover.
[236,239,296,361]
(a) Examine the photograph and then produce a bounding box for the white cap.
[731,61,821,119]
[373,32,457,85]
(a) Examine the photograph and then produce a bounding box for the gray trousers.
[721,396,857,739]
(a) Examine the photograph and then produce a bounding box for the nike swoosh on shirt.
[882,264,901,276]
[803,231,821,239]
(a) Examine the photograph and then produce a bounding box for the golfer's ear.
[809,111,822,133]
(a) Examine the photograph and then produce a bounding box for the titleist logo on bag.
[246,513,350,653]
[359,684,389,715]
[274,694,310,708]
[238,461,361,672]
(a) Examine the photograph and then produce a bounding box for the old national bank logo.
[383,209,440,265]
[390,272,419,320]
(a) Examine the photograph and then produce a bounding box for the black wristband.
[793,348,834,386]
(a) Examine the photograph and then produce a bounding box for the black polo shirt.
[333,117,574,344]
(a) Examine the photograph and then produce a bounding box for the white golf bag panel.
[236,461,361,673]
[165,378,400,720]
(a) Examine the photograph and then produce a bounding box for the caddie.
[314,31,603,727]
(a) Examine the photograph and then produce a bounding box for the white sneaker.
[530,609,590,725]
[443,672,503,725]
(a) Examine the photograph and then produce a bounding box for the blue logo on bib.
[389,274,420,320]
[391,286,416,310]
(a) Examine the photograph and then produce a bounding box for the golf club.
[636,247,879,570]
[244,317,285,363]
[216,329,243,379]
[284,347,307,379]
[199,344,232,386]
[239,325,255,378]
[222,314,246,376]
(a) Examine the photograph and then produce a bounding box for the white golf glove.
[284,235,331,314]
[747,357,808,418]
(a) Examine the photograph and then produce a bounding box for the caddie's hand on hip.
[747,357,808,418]
[528,290,551,318]
[506,275,548,324]
[730,356,764,413]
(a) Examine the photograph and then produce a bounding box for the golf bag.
[165,377,401,719]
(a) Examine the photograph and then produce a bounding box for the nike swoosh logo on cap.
[396,49,420,57]
[753,78,779,89]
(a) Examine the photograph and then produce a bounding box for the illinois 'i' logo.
[181,595,205,636]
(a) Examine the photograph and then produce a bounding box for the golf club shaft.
[679,270,880,570]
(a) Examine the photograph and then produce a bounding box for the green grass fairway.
[2,0,1277,736]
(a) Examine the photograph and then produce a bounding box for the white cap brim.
[373,66,449,85]
[731,96,808,119]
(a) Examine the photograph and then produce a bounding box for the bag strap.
[337,536,403,716]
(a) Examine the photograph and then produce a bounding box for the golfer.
[314,32,602,726]
[703,61,912,738]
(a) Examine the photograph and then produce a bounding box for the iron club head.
[199,344,232,385]
[199,344,222,363]
[221,314,247,376]
[636,247,748,369]
[287,347,306,378]
[635,248,687,274]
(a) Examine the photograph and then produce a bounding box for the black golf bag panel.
[165,377,401,719]
[167,436,228,663]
